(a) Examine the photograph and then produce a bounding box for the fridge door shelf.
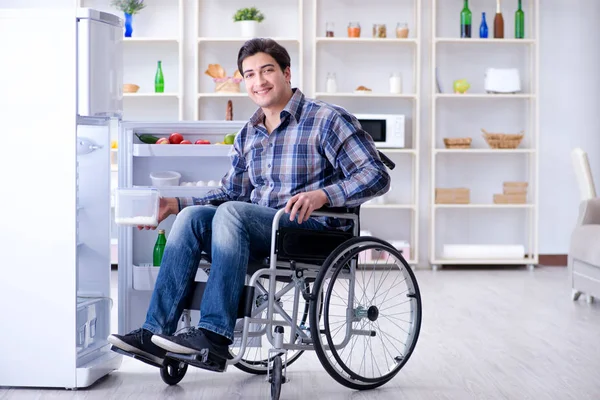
[133,264,209,291]
[133,144,232,157]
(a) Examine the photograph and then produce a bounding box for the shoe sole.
[108,334,164,365]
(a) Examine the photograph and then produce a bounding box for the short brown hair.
[237,38,291,75]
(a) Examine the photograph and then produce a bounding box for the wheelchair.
[112,152,423,399]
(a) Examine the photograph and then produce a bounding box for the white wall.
[4,0,598,264]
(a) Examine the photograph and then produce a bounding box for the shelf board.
[156,186,220,198]
[435,38,536,45]
[315,92,416,99]
[435,149,535,154]
[435,93,535,99]
[132,143,232,157]
[124,37,179,43]
[198,37,299,43]
[434,204,534,209]
[198,93,248,98]
[431,258,535,265]
[362,204,416,209]
[379,149,417,154]
[316,37,418,44]
[124,93,180,98]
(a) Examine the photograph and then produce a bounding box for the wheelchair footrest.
[165,349,227,373]
[110,345,164,369]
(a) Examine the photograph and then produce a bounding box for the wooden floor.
[2,266,599,399]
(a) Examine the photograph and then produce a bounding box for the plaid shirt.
[178,89,391,228]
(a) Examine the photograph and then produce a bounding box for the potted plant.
[233,7,265,38]
[111,0,146,37]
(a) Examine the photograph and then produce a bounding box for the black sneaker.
[151,327,231,360]
[108,328,167,365]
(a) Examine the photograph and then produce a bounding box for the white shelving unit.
[429,0,539,269]
[78,0,185,120]
[195,0,304,121]
[312,0,421,266]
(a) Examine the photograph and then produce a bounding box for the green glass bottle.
[155,61,164,93]
[515,0,525,39]
[153,229,167,267]
[460,0,472,38]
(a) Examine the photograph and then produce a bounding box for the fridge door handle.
[77,137,103,155]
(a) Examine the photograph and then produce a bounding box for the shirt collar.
[249,88,305,129]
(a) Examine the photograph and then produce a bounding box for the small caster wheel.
[586,295,594,304]
[270,355,283,400]
[527,264,535,271]
[160,358,188,385]
[572,290,582,301]
[432,264,440,271]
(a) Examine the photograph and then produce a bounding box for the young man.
[108,38,390,368]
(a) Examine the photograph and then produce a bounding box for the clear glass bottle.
[326,73,337,93]
[396,22,409,38]
[326,21,335,37]
[347,21,361,38]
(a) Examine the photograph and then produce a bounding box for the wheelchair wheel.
[160,358,188,385]
[309,236,422,390]
[230,278,314,374]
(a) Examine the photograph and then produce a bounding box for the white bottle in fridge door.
[326,73,338,93]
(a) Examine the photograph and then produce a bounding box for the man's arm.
[319,113,391,208]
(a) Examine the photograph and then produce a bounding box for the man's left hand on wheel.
[285,189,329,223]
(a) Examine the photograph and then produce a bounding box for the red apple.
[180,140,192,144]
[195,139,211,145]
[156,138,169,144]
[169,132,184,144]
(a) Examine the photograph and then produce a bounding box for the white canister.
[389,72,402,94]
[326,73,337,93]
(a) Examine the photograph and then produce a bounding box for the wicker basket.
[481,129,524,149]
[443,137,472,149]
[123,83,140,93]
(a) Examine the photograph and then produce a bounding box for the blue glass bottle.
[479,12,488,38]
[124,12,133,37]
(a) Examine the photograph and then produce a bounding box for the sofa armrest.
[578,197,600,226]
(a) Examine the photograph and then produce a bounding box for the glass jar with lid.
[347,22,361,38]
[373,24,387,38]
[396,22,409,38]
[325,21,335,37]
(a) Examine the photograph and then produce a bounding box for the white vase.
[238,20,258,38]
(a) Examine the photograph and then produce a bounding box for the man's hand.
[138,197,179,230]
[285,190,329,224]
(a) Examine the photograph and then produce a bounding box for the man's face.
[241,52,291,110]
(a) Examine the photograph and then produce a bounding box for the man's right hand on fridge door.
[137,197,179,230]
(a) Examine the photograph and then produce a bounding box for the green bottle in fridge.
[153,229,167,267]
[155,61,164,93]
[515,0,525,39]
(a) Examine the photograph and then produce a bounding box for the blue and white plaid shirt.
[178,88,391,228]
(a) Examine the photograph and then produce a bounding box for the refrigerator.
[0,7,123,388]
[0,5,248,389]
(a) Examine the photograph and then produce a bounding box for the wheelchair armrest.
[378,150,396,170]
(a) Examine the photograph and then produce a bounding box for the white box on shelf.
[442,244,525,260]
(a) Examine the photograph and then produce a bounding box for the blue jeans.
[142,201,327,342]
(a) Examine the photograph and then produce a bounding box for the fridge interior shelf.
[133,144,232,157]
[133,264,209,291]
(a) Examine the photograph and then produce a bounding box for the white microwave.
[354,114,405,148]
